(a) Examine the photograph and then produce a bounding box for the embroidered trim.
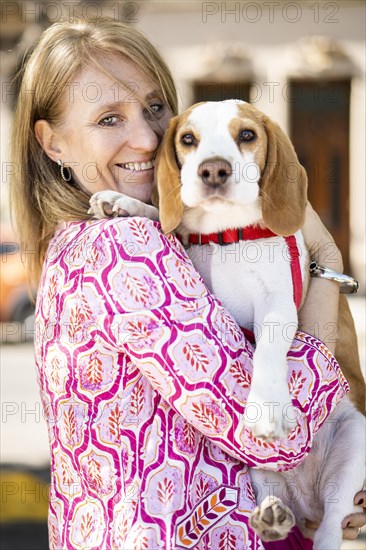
[175,485,239,548]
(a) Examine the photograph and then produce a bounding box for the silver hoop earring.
[57,160,72,182]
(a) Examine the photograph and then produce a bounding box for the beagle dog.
[90,100,365,547]
[156,100,309,442]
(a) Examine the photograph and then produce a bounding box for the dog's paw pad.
[249,496,295,542]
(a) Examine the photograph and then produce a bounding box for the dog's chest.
[186,232,307,328]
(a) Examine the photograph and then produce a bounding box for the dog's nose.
[198,159,232,187]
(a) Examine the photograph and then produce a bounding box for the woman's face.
[55,55,172,203]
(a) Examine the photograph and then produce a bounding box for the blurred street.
[1,341,49,549]
[1,296,365,549]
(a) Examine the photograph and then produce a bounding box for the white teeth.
[119,160,154,171]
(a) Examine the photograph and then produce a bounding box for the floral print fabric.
[34,217,349,550]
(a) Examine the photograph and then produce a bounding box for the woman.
[10,18,365,549]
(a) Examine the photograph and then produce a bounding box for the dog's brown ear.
[154,115,184,234]
[260,116,308,236]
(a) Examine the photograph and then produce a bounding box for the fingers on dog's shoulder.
[354,490,366,507]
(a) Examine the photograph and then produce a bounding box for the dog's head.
[153,100,308,236]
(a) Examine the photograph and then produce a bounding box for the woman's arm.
[84,217,347,470]
[298,203,343,353]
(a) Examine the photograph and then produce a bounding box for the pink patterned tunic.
[34,217,349,550]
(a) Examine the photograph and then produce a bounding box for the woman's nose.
[128,114,160,153]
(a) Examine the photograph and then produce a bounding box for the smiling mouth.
[117,160,154,172]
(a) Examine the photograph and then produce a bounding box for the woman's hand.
[341,490,366,540]
[298,203,342,353]
[305,490,366,540]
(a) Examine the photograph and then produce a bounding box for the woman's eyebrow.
[92,89,163,114]
[145,89,163,100]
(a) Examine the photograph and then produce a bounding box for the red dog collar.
[180,225,277,245]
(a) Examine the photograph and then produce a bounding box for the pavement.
[1,295,365,549]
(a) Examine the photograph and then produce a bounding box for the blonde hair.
[10,17,178,286]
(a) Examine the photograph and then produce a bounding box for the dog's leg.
[249,469,295,542]
[245,297,297,440]
[311,401,366,550]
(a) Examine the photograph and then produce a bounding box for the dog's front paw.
[249,496,295,542]
[88,191,126,219]
[88,191,137,220]
[245,389,296,441]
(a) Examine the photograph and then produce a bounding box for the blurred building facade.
[1,0,365,288]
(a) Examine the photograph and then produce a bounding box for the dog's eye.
[239,130,256,142]
[181,134,196,146]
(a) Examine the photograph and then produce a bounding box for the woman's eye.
[151,102,163,113]
[98,115,119,127]
[181,134,196,146]
[239,129,256,142]
[144,102,165,119]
